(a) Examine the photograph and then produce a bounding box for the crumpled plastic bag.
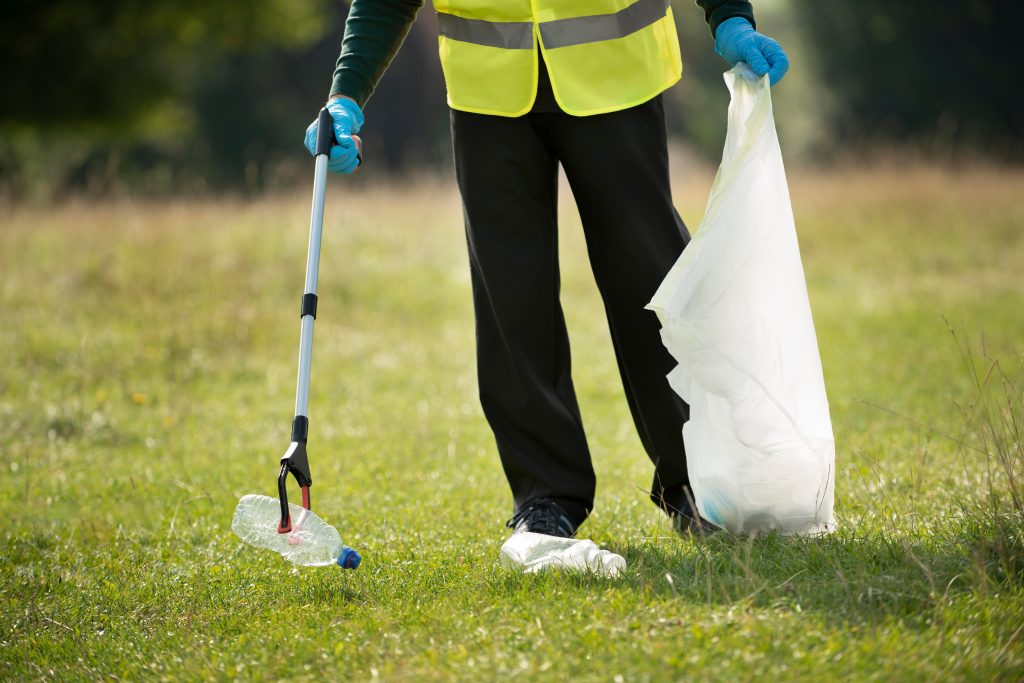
[500,532,626,578]
[646,64,836,537]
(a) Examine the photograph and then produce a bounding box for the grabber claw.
[277,416,313,533]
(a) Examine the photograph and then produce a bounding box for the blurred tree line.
[0,0,1019,199]
[792,0,1021,161]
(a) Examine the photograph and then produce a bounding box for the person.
[305,0,789,538]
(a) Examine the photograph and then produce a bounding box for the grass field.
[2,166,1022,680]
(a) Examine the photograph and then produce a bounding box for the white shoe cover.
[500,532,626,578]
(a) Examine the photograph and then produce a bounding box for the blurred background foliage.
[0,0,1019,199]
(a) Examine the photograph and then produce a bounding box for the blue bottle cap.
[337,546,361,570]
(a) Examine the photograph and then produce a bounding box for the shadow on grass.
[641,514,1022,620]
[293,573,366,607]
[486,513,1023,629]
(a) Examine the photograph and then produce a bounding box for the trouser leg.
[549,95,694,515]
[451,109,595,525]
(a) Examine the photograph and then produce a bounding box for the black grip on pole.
[291,415,309,443]
[315,107,335,157]
[301,293,318,319]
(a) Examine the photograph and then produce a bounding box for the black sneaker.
[661,486,717,537]
[670,507,716,536]
[505,497,577,538]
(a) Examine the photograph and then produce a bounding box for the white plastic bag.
[647,64,836,536]
[500,532,626,578]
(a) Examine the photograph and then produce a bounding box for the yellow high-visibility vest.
[433,0,682,117]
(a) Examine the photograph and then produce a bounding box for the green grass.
[2,166,1023,680]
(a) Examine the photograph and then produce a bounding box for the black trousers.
[451,95,693,526]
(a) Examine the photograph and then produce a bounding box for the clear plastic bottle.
[232,494,361,569]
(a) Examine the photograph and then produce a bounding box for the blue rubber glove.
[304,97,364,174]
[714,17,790,86]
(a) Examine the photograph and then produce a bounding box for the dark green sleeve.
[694,0,756,37]
[329,0,425,106]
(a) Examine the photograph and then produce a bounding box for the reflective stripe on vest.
[540,0,670,49]
[436,14,533,50]
[436,0,670,50]
[434,0,682,117]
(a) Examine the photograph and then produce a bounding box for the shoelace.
[505,498,575,537]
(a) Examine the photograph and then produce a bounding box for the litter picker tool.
[231,108,361,569]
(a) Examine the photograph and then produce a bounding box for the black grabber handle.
[315,104,362,166]
[315,107,335,157]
